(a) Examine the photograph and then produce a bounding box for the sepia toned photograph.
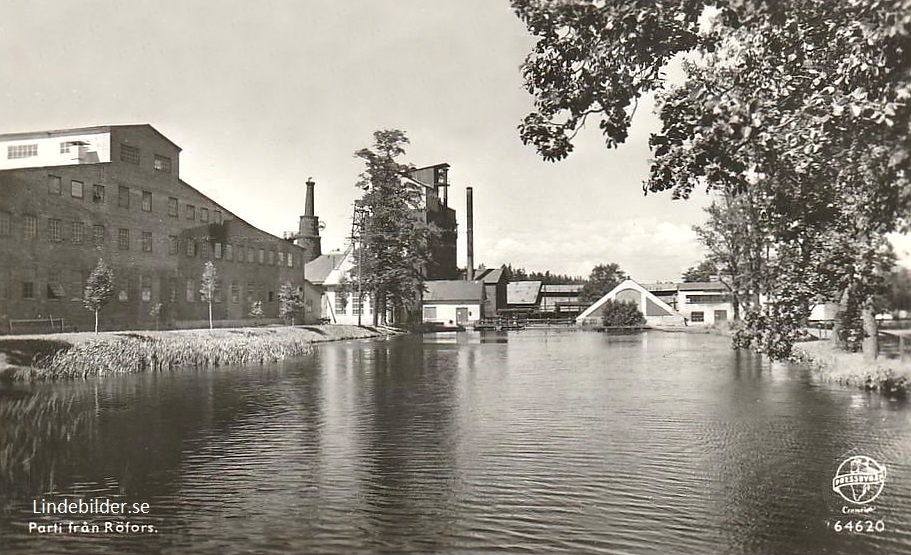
[0,1,909,554]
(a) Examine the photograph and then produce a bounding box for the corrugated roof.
[475,268,505,284]
[305,253,346,284]
[677,281,729,291]
[506,281,542,305]
[642,282,679,292]
[540,284,583,293]
[424,280,484,302]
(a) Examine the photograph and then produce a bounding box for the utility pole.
[351,201,368,327]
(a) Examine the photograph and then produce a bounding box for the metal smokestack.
[466,186,474,281]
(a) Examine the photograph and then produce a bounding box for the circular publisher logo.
[832,455,886,505]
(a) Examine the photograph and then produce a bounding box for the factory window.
[248,247,255,263]
[246,282,255,303]
[141,190,152,212]
[214,279,223,303]
[168,197,178,217]
[230,281,240,304]
[71,221,84,244]
[118,185,130,209]
[714,310,728,322]
[187,240,196,257]
[268,250,274,265]
[691,311,704,323]
[8,144,37,159]
[186,204,195,220]
[48,175,61,195]
[48,218,62,242]
[268,291,274,303]
[186,279,195,302]
[169,278,177,304]
[71,180,84,199]
[60,141,83,154]
[287,253,293,267]
[118,228,130,250]
[258,249,265,264]
[214,242,223,259]
[140,275,152,302]
[200,207,209,223]
[423,306,437,320]
[153,155,171,173]
[237,245,245,263]
[168,235,178,255]
[225,244,233,261]
[93,184,105,203]
[24,215,37,240]
[0,211,10,237]
[47,271,64,300]
[351,296,362,316]
[200,242,209,259]
[93,225,105,247]
[22,280,35,300]
[120,144,140,165]
[141,231,152,252]
[70,271,84,302]
[335,294,347,315]
[214,210,222,224]
[278,252,285,267]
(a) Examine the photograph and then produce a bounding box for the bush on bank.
[792,340,910,400]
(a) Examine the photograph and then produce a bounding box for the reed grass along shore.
[0,325,393,381]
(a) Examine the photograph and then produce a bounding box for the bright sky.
[2,1,907,280]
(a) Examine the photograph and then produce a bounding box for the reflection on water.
[1,330,909,555]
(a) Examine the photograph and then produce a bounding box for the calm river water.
[1,330,910,554]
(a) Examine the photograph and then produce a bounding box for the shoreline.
[0,325,399,382]
[791,340,910,399]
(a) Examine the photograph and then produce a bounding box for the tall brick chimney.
[296,178,322,262]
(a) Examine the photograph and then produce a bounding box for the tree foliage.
[579,263,627,304]
[83,258,114,333]
[350,130,438,325]
[501,263,584,284]
[278,281,305,325]
[601,300,646,328]
[513,0,911,359]
[682,259,716,283]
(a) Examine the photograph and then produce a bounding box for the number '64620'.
[834,520,885,533]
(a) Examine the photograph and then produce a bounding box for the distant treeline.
[500,264,585,285]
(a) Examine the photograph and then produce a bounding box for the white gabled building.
[576,279,686,328]
[304,246,381,325]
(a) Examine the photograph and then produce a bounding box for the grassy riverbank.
[0,325,396,381]
[792,340,910,399]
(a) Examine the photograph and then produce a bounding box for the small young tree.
[601,300,646,328]
[278,282,305,325]
[149,303,163,331]
[248,300,264,324]
[84,258,114,333]
[199,261,217,330]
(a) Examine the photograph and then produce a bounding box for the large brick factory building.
[0,124,312,332]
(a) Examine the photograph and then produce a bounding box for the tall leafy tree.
[199,261,217,330]
[579,263,627,304]
[682,259,716,283]
[278,281,305,325]
[513,0,911,359]
[83,258,114,334]
[350,130,438,325]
